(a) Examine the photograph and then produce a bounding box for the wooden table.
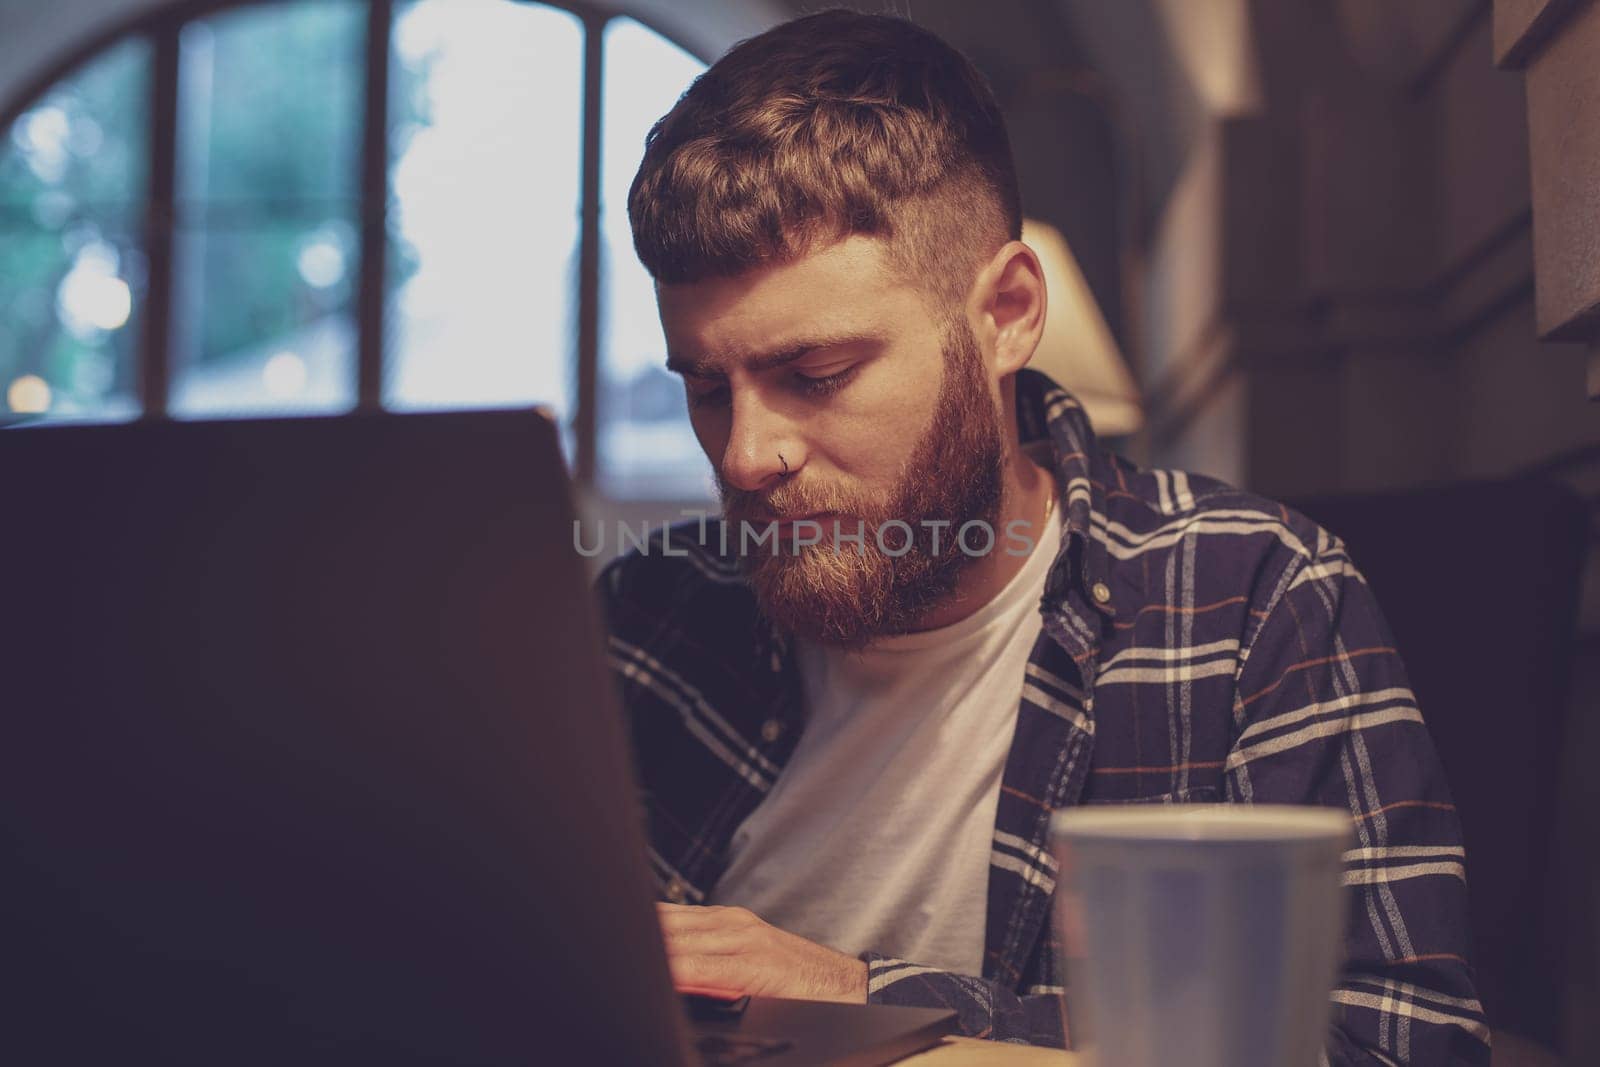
[896,1036,1079,1064]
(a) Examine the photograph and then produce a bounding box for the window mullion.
[575,11,605,486]
[355,0,394,412]
[138,22,181,419]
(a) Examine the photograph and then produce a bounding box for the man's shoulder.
[596,518,759,633]
[1090,454,1352,645]
[597,521,782,746]
[1096,454,1334,568]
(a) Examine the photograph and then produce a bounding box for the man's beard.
[718,319,1006,649]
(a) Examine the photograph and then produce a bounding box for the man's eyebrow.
[666,332,883,377]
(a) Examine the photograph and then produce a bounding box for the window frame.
[0,0,706,489]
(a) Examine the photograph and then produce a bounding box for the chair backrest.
[1288,478,1588,1049]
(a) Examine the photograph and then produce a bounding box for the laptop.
[0,409,956,1066]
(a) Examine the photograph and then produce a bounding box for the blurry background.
[3,0,1598,1062]
[0,0,749,498]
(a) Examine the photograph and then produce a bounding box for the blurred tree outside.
[0,0,432,418]
[0,38,148,418]
[175,0,364,371]
[174,0,372,413]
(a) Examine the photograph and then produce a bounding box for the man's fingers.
[667,952,750,998]
[655,905,863,1003]
[656,902,718,929]
[658,905,764,957]
[660,924,750,957]
[656,902,760,932]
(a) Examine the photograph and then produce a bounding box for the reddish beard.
[718,321,1005,649]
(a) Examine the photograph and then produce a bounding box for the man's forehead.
[664,326,888,378]
[656,236,920,372]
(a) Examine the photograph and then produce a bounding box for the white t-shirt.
[707,506,1063,975]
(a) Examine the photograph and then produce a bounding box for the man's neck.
[908,445,1056,633]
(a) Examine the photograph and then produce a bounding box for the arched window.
[1,37,149,423]
[0,0,714,500]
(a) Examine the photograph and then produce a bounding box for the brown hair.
[627,8,1022,311]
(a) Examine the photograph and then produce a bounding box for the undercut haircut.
[627,8,1023,313]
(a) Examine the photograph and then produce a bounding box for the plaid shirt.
[598,368,1489,1063]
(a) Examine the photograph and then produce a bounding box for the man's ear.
[967,240,1046,378]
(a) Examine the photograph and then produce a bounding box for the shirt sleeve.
[861,952,1068,1047]
[1227,537,1491,1065]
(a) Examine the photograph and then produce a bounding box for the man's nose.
[719,393,800,494]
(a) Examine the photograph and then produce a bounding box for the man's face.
[657,235,1006,648]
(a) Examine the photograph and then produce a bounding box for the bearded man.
[599,10,1488,1063]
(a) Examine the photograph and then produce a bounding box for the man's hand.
[656,903,868,1004]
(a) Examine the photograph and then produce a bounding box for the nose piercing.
[779,452,790,476]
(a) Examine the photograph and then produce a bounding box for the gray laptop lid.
[0,410,693,1065]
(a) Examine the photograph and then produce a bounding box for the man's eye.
[686,381,729,409]
[793,366,857,397]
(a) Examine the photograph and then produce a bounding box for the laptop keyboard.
[693,1032,794,1064]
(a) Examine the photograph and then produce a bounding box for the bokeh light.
[262,350,308,397]
[56,241,133,335]
[7,375,53,413]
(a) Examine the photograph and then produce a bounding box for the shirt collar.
[1014,368,1115,622]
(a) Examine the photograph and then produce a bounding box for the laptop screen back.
[0,411,690,1065]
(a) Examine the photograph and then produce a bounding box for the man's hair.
[627,8,1022,311]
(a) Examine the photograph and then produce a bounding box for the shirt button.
[1091,581,1112,605]
[761,718,783,743]
[664,878,686,904]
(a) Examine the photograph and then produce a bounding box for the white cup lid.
[1050,803,1353,844]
